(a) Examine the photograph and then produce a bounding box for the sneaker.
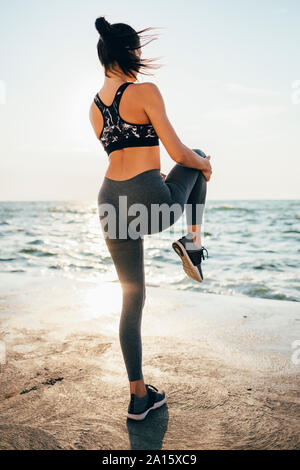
[127,384,166,421]
[172,233,208,282]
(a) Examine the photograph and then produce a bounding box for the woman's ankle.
[135,389,147,398]
[191,236,202,249]
[187,225,202,249]
[130,379,147,397]
[186,231,202,249]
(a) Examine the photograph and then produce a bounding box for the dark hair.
[95,16,162,79]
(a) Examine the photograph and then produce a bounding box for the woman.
[89,16,212,421]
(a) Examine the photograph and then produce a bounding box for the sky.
[0,0,299,200]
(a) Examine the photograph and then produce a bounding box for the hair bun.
[95,17,111,37]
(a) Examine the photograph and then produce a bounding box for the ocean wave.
[253,263,281,271]
[28,239,44,245]
[48,207,95,215]
[49,263,103,271]
[19,248,56,257]
[209,205,254,212]
[240,284,298,302]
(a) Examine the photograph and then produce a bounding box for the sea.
[0,200,299,302]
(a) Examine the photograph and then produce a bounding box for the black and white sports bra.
[94,82,159,156]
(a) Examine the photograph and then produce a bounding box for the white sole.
[172,241,203,283]
[127,396,166,421]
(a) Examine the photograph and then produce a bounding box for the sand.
[0,273,299,450]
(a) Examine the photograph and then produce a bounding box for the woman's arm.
[141,83,212,180]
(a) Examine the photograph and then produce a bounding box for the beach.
[0,273,299,450]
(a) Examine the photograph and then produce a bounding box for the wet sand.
[0,273,299,450]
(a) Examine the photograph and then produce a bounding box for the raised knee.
[200,170,207,183]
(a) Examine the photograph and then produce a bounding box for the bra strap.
[94,94,105,112]
[113,82,133,110]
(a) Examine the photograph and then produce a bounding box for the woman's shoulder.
[132,82,163,103]
[134,81,161,92]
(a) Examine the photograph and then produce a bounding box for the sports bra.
[94,82,159,156]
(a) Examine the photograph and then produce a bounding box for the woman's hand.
[202,156,212,181]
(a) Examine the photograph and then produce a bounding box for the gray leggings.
[98,159,207,381]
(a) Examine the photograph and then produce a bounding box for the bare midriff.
[105,145,161,181]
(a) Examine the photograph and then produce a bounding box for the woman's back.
[90,81,161,181]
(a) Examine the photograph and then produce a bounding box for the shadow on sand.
[126,404,169,450]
